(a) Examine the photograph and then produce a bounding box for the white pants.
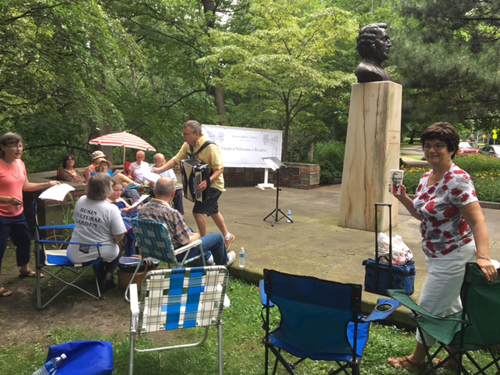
[416,242,476,346]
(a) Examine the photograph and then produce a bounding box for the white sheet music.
[129,194,149,210]
[143,170,161,183]
[38,184,75,201]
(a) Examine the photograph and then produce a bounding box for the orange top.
[0,159,26,217]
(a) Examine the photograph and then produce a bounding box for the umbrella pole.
[123,146,126,168]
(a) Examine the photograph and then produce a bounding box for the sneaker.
[226,251,236,267]
[224,233,236,251]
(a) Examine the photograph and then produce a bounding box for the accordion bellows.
[181,158,211,203]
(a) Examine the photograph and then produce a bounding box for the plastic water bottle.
[239,247,246,268]
[32,353,66,375]
[287,210,292,223]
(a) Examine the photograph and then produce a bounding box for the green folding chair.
[389,262,500,374]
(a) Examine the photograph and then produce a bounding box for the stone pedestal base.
[338,82,402,232]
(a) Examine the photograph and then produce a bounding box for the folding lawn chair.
[260,269,400,375]
[32,200,103,309]
[125,218,205,301]
[128,266,229,375]
[388,262,500,375]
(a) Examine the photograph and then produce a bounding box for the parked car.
[479,145,500,158]
[456,141,479,156]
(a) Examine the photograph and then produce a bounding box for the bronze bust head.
[355,23,392,83]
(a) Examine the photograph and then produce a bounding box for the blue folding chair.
[260,269,400,375]
[129,266,229,375]
[32,200,103,309]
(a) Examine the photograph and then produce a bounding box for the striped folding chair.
[125,218,206,302]
[129,266,229,375]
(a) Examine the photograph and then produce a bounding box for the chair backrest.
[454,262,500,349]
[132,218,178,265]
[263,269,362,357]
[137,266,229,333]
[125,161,132,175]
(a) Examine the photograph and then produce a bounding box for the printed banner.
[202,125,283,168]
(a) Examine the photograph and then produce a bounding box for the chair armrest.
[38,240,102,247]
[173,239,202,256]
[130,284,139,317]
[39,224,75,230]
[362,298,400,322]
[259,280,274,307]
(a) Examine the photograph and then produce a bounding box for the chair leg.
[129,329,136,375]
[218,324,223,375]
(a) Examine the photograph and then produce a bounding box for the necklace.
[7,162,21,179]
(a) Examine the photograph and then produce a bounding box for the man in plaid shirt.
[139,177,235,266]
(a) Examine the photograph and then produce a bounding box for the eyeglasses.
[182,132,194,137]
[423,143,447,151]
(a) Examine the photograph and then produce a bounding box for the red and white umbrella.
[89,131,156,163]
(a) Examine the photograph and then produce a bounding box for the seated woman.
[92,158,139,186]
[67,173,127,291]
[59,154,87,184]
[107,180,140,256]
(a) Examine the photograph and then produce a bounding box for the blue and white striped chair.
[129,266,229,375]
[32,200,102,309]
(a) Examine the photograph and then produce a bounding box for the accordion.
[181,158,211,203]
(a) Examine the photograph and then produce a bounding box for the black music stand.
[262,157,292,227]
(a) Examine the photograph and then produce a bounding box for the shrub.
[403,154,500,202]
[313,141,345,184]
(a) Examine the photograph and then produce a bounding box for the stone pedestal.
[338,81,402,232]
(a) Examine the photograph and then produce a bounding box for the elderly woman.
[67,173,126,291]
[0,132,60,297]
[387,122,498,371]
[59,154,87,184]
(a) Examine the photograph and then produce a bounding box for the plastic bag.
[377,233,413,266]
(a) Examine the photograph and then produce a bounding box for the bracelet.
[477,256,491,261]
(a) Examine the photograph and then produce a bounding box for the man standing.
[151,153,184,215]
[152,120,236,250]
[139,177,235,266]
[129,150,149,184]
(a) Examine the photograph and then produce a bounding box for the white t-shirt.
[129,161,149,183]
[67,196,126,263]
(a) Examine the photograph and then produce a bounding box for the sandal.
[387,356,426,370]
[19,270,44,279]
[0,287,13,297]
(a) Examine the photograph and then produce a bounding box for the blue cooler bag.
[363,258,416,296]
[363,203,416,296]
[46,341,113,375]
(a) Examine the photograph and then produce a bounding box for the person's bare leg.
[387,342,427,369]
[193,213,208,237]
[211,212,235,250]
[210,212,229,238]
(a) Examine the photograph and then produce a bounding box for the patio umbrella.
[89,131,156,163]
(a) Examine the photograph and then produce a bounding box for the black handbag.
[362,203,416,296]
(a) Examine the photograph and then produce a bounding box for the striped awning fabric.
[89,132,156,151]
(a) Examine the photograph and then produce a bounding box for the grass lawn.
[2,274,497,374]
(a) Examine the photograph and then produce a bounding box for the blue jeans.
[177,233,228,266]
[0,213,31,269]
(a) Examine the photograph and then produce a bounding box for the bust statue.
[355,23,392,83]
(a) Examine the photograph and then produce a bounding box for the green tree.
[200,0,358,161]
[392,0,500,134]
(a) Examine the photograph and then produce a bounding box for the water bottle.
[287,210,292,223]
[239,247,246,268]
[32,353,66,375]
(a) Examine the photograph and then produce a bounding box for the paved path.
[183,184,500,325]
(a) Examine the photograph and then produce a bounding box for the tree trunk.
[309,142,315,163]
